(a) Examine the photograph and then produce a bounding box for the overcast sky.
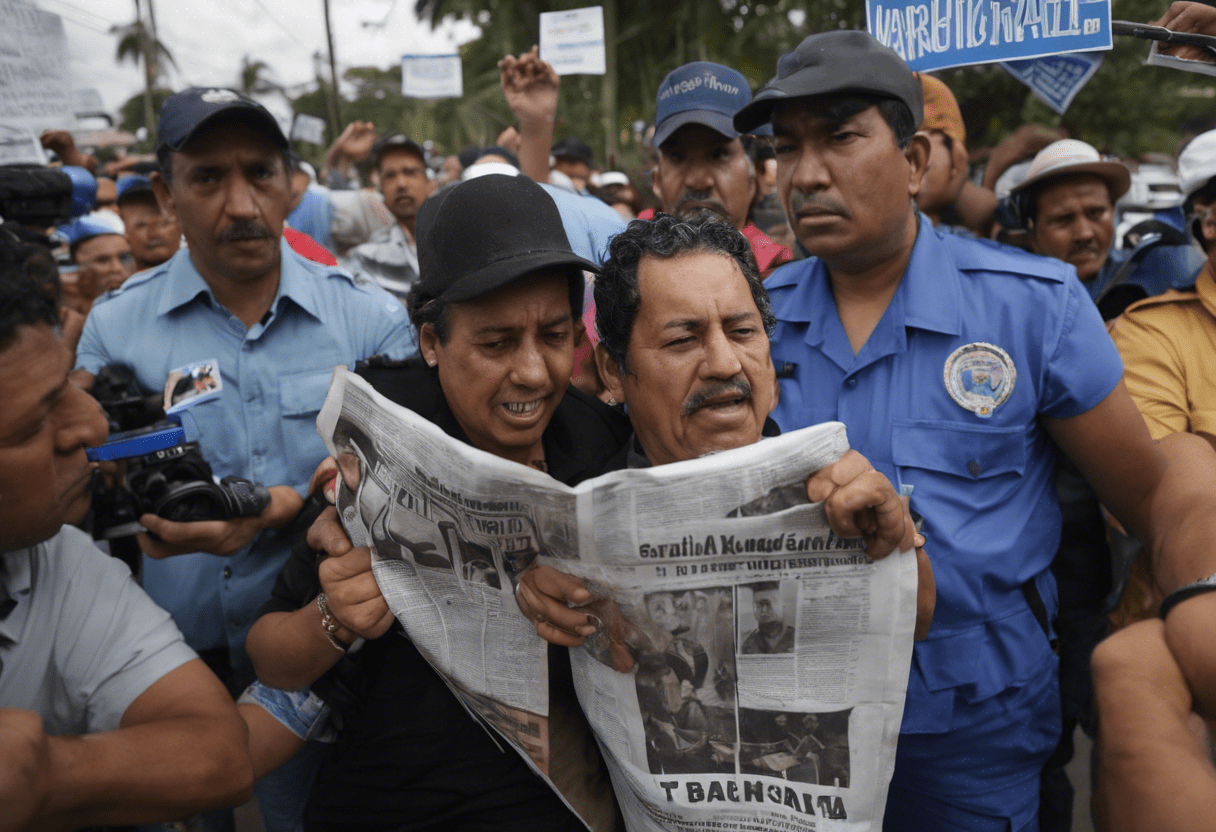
[47,0,478,122]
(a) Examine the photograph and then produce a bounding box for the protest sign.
[0,123,46,165]
[539,6,607,76]
[402,54,463,99]
[291,113,327,145]
[1000,52,1103,113]
[0,1,74,132]
[866,0,1112,71]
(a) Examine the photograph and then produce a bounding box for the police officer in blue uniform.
[735,29,1216,831]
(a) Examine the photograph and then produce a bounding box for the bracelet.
[316,592,352,652]
[1159,569,1216,620]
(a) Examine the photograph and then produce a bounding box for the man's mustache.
[674,190,731,222]
[682,377,752,416]
[217,220,274,243]
[1068,241,1103,258]
[788,189,849,218]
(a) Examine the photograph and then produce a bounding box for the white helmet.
[1178,129,1216,200]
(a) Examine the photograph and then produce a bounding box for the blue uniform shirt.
[76,239,416,676]
[767,220,1122,736]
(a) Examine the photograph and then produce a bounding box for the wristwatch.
[1159,569,1216,620]
[316,592,352,652]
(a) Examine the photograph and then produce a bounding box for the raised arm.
[500,46,560,184]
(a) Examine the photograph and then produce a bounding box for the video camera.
[0,163,96,229]
[88,364,272,539]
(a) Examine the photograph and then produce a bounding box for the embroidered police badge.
[943,342,1016,418]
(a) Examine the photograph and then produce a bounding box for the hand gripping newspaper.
[318,367,919,832]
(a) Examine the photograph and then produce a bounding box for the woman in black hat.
[249,173,628,832]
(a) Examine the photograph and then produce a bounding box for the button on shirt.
[766,221,1123,735]
[0,526,196,735]
[75,238,416,676]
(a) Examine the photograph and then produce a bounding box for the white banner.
[0,1,74,132]
[401,54,463,99]
[291,113,327,145]
[539,6,607,76]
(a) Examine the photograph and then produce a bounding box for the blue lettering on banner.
[999,52,1103,114]
[865,0,1111,71]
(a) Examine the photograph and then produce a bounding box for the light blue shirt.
[287,188,336,253]
[540,183,626,264]
[766,219,1123,736]
[76,239,415,676]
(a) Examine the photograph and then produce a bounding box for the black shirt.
[261,360,630,831]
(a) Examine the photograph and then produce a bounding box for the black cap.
[551,136,593,167]
[157,87,288,154]
[734,30,923,134]
[416,174,597,304]
[372,134,426,167]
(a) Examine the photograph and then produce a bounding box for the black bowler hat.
[157,87,289,154]
[416,174,598,304]
[734,30,923,134]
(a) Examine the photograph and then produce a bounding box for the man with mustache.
[73,87,416,832]
[648,62,791,275]
[734,29,1216,831]
[1012,138,1201,321]
[343,134,436,301]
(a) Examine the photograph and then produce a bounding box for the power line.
[247,0,314,51]
[39,0,118,27]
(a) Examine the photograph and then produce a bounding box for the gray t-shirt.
[0,526,197,735]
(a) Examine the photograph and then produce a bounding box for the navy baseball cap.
[653,62,752,149]
[372,134,426,167]
[115,174,155,206]
[734,30,923,134]
[157,87,288,154]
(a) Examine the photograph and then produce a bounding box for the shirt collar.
[898,217,961,337]
[0,548,33,645]
[156,238,323,322]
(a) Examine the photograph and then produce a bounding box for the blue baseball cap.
[115,174,155,206]
[653,62,752,149]
[157,87,288,154]
[59,215,125,255]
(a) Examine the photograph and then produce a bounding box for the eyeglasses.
[1189,205,1216,228]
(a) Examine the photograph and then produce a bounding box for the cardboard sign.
[1000,52,1103,113]
[291,113,327,145]
[539,6,606,76]
[401,54,463,99]
[866,0,1112,71]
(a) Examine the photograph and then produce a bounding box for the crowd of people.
[9,5,1216,832]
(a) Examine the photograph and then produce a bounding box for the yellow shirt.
[1109,262,1216,440]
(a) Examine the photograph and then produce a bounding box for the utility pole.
[600,0,618,165]
[322,0,342,137]
[135,0,156,148]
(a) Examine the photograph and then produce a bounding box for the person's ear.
[419,322,440,367]
[594,342,627,405]
[905,133,931,198]
[150,172,177,225]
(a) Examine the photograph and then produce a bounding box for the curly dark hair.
[0,229,60,351]
[594,213,776,373]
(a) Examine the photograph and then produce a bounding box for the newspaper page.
[317,367,918,832]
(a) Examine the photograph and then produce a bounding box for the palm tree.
[112,0,176,146]
[239,56,283,98]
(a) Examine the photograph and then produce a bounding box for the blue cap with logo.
[157,87,288,154]
[653,62,752,149]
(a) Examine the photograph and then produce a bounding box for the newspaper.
[317,367,919,832]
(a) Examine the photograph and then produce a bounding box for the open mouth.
[503,400,542,415]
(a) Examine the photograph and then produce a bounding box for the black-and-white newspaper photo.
[318,368,919,832]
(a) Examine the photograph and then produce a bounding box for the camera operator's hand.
[1151,2,1216,62]
[0,709,50,832]
[39,129,97,174]
[310,506,394,639]
[138,485,305,558]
